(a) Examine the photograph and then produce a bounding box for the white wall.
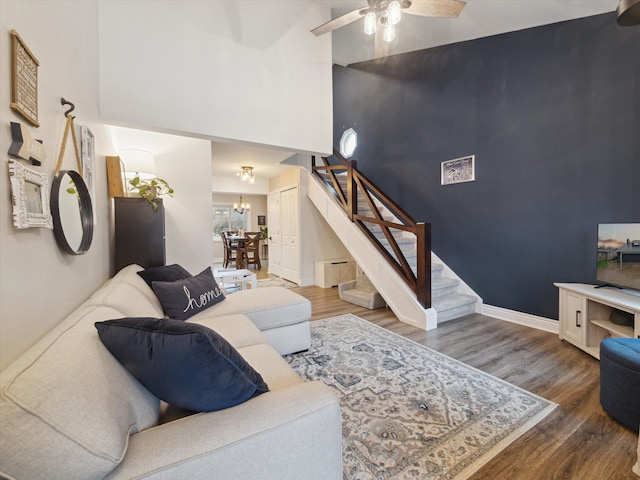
[98,0,333,155]
[108,126,213,275]
[300,171,352,285]
[212,175,271,195]
[269,167,351,286]
[0,1,109,369]
[160,141,214,274]
[0,0,334,369]
[0,3,217,369]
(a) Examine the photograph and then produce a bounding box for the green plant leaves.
[128,175,174,211]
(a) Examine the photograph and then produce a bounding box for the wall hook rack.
[61,97,75,118]
[56,98,81,175]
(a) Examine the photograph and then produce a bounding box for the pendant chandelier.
[240,166,255,184]
[234,195,250,215]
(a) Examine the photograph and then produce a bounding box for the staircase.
[431,262,478,322]
[309,156,480,329]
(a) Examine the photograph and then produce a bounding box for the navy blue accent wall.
[332,13,639,320]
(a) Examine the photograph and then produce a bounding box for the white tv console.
[555,283,640,359]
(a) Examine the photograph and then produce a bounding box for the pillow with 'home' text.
[95,317,269,412]
[151,267,224,320]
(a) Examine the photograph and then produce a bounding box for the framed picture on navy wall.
[441,155,475,186]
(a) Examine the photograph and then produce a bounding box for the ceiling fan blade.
[311,8,366,36]
[403,0,466,18]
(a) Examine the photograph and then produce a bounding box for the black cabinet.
[114,197,165,273]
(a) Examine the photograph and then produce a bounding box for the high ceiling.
[315,0,618,66]
[212,0,619,182]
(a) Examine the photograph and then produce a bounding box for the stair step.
[358,213,397,224]
[356,203,392,214]
[378,237,416,248]
[368,227,413,239]
[431,276,459,298]
[433,294,477,323]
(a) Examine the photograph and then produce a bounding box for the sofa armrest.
[103,381,342,480]
[338,280,356,294]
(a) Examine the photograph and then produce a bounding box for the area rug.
[285,314,556,480]
[257,277,297,289]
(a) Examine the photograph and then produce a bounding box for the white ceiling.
[116,0,620,184]
[211,141,298,181]
[315,0,619,66]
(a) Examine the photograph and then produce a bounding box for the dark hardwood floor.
[283,280,639,480]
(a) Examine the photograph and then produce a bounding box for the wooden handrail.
[312,150,431,309]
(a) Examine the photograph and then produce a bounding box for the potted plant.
[128,175,174,210]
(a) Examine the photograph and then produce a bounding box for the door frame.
[267,182,300,283]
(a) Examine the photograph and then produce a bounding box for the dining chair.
[220,231,237,268]
[239,232,261,270]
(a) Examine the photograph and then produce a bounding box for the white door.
[281,186,299,283]
[267,191,281,277]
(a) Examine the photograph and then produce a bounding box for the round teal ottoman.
[599,338,640,431]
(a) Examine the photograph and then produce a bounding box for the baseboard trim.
[482,304,559,334]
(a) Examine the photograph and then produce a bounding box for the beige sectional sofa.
[0,265,342,480]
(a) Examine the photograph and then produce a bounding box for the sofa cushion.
[95,317,269,412]
[189,313,267,350]
[239,344,304,391]
[102,282,166,318]
[0,305,160,480]
[87,264,165,317]
[152,267,225,320]
[189,286,311,331]
[137,263,191,288]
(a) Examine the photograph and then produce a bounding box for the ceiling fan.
[311,0,466,44]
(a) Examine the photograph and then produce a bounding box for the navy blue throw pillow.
[95,317,269,412]
[152,267,225,320]
[137,264,192,289]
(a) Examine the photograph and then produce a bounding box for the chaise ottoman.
[188,286,311,355]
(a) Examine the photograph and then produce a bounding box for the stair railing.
[312,150,431,309]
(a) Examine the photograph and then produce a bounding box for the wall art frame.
[258,215,266,226]
[81,125,97,224]
[8,159,53,229]
[441,155,475,186]
[10,30,39,127]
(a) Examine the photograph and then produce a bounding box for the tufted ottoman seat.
[600,338,640,431]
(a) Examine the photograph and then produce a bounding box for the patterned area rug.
[256,277,297,289]
[285,314,556,480]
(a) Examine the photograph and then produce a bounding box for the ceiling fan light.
[364,12,377,35]
[387,1,402,25]
[383,23,396,42]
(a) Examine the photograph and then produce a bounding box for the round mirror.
[51,170,94,255]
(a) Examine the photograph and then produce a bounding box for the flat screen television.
[596,223,640,292]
